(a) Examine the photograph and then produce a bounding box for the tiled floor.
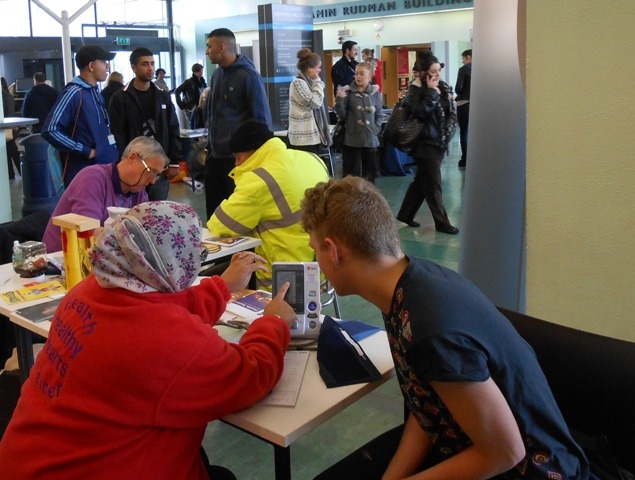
[7,139,465,479]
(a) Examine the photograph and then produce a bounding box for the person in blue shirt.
[42,45,119,187]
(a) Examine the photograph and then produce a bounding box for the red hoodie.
[0,275,290,479]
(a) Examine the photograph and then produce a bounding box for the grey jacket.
[334,82,383,148]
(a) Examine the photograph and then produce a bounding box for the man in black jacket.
[108,47,182,200]
[454,49,472,169]
[331,40,358,98]
[21,72,58,133]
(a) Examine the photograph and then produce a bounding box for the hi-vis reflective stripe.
[215,153,327,235]
[213,208,251,235]
[251,168,301,234]
[213,168,301,235]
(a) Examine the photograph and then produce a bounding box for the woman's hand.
[263,282,297,327]
[425,74,441,93]
[220,252,268,292]
[308,67,320,80]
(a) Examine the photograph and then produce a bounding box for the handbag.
[331,121,346,152]
[382,101,423,154]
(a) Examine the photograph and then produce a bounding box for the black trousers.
[342,145,377,184]
[204,154,236,220]
[313,425,404,480]
[397,145,452,229]
[457,102,470,163]
[5,139,21,178]
[199,447,237,480]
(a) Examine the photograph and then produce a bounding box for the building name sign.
[314,0,473,22]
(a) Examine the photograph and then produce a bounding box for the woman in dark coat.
[396,53,459,234]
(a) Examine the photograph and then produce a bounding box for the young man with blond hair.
[304,177,588,480]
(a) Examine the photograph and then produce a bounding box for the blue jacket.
[206,55,271,157]
[42,76,119,185]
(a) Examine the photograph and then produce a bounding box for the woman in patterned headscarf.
[0,201,295,480]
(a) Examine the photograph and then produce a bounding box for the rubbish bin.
[19,134,60,217]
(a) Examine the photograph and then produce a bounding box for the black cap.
[229,120,274,153]
[75,45,116,69]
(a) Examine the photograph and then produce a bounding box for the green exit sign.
[116,37,130,46]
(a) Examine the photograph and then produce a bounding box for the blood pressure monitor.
[272,262,321,338]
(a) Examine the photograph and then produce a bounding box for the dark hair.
[296,48,321,71]
[191,63,204,73]
[1,77,7,91]
[130,47,153,65]
[207,28,237,54]
[462,49,472,57]
[415,51,440,74]
[33,72,46,83]
[156,68,166,76]
[208,28,235,41]
[341,40,357,55]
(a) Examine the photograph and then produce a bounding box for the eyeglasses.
[140,157,167,180]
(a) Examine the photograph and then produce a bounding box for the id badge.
[108,134,116,145]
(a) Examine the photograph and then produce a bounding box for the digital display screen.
[275,269,304,313]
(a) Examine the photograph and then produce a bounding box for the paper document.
[1,280,66,305]
[225,290,272,320]
[261,350,310,407]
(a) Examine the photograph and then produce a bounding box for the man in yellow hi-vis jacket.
[208,120,330,290]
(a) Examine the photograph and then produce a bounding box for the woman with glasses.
[1,201,296,480]
[42,136,167,253]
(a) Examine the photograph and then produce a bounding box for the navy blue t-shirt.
[383,257,588,479]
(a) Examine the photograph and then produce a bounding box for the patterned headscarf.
[89,201,203,293]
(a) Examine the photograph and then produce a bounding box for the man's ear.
[323,237,341,265]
